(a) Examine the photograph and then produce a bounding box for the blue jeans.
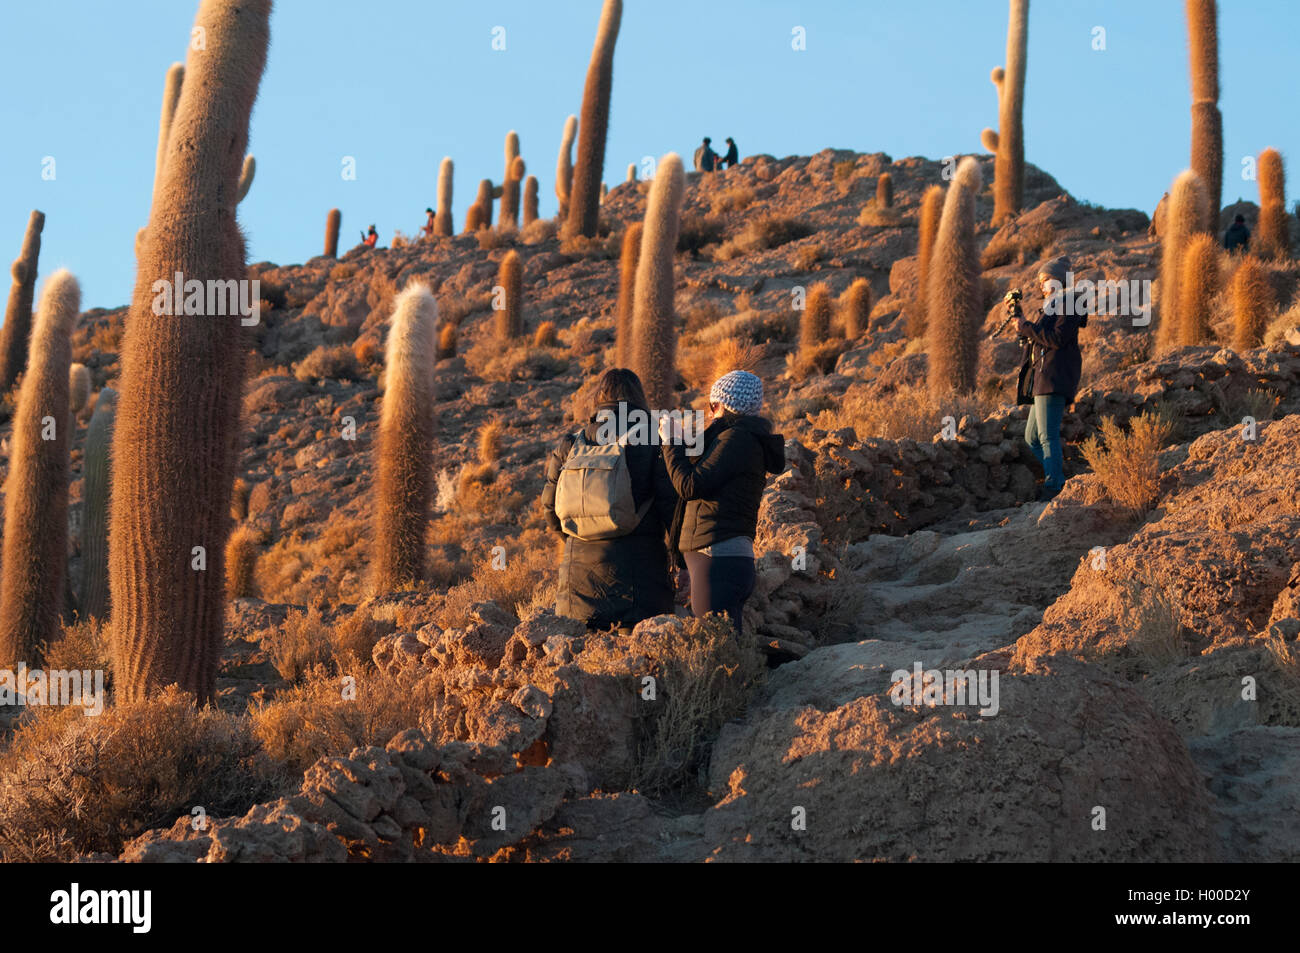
[1024,395,1067,490]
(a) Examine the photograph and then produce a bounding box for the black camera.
[1005,288,1022,303]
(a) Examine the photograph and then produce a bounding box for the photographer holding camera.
[1007,255,1086,503]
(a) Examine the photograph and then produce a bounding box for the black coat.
[662,414,785,558]
[1224,221,1250,252]
[540,402,677,628]
[1016,300,1085,405]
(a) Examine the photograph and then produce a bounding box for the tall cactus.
[472,179,494,230]
[926,157,983,396]
[563,0,622,240]
[630,153,685,410]
[69,362,91,420]
[614,221,642,367]
[324,208,341,258]
[1187,0,1222,221]
[109,0,270,705]
[1256,148,1289,260]
[876,173,894,209]
[504,130,519,186]
[496,250,523,341]
[912,184,944,340]
[1178,232,1219,346]
[1156,169,1210,353]
[373,284,437,593]
[501,156,525,230]
[81,387,118,622]
[1231,257,1272,351]
[799,284,832,362]
[435,157,454,237]
[556,114,577,220]
[842,278,872,338]
[980,0,1028,225]
[0,210,46,394]
[0,271,79,667]
[523,175,539,226]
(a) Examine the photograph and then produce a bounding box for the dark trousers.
[682,551,756,637]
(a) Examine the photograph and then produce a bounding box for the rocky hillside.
[4,148,1300,863]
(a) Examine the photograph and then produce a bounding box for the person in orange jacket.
[361,224,378,248]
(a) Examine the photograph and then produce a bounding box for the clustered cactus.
[631,152,685,410]
[109,0,271,704]
[1156,169,1211,353]
[0,271,79,667]
[373,284,438,593]
[926,157,983,395]
[981,0,1028,225]
[0,210,46,394]
[912,184,944,340]
[564,0,622,240]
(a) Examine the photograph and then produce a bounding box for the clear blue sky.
[1,0,1296,311]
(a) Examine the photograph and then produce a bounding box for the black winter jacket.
[1224,221,1250,253]
[1016,299,1085,405]
[662,414,785,559]
[540,402,677,628]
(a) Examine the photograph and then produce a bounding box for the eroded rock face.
[702,658,1217,862]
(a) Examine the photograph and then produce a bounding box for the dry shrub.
[856,204,904,227]
[252,664,437,776]
[391,229,413,249]
[677,215,727,255]
[582,615,764,796]
[476,228,515,251]
[521,218,558,245]
[435,534,556,628]
[267,604,334,682]
[293,343,361,382]
[0,687,285,861]
[1114,576,1189,666]
[794,244,825,271]
[329,263,357,282]
[560,233,616,259]
[1218,387,1280,427]
[715,216,813,261]
[710,186,755,215]
[1081,409,1178,516]
[980,223,1056,270]
[437,323,457,359]
[832,159,857,187]
[352,335,381,367]
[257,517,369,606]
[225,523,261,599]
[693,308,795,347]
[41,619,111,679]
[439,293,491,327]
[805,382,989,442]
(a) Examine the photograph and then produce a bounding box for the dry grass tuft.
[714,216,813,261]
[1081,408,1178,516]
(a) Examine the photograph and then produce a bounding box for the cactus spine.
[373,284,437,593]
[109,0,270,704]
[614,221,642,367]
[912,185,944,340]
[0,210,46,394]
[1178,232,1219,346]
[1156,169,1210,353]
[1256,148,1289,260]
[876,173,894,209]
[1187,0,1222,221]
[563,0,622,240]
[842,278,872,338]
[501,156,525,229]
[981,0,1027,225]
[926,157,983,396]
[1231,257,1271,351]
[523,175,539,226]
[435,157,454,237]
[325,208,341,258]
[497,250,523,341]
[630,153,685,410]
[81,387,118,622]
[556,114,577,220]
[0,270,79,667]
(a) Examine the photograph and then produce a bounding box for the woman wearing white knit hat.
[658,370,785,638]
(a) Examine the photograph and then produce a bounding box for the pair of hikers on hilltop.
[541,367,784,636]
[694,137,739,173]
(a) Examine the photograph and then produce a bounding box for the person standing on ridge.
[694,137,719,173]
[421,207,436,239]
[1224,214,1250,254]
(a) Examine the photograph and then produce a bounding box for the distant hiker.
[1224,214,1250,253]
[361,224,378,248]
[542,368,678,634]
[1012,255,1086,503]
[421,207,436,239]
[659,371,785,638]
[694,137,720,173]
[721,137,740,169]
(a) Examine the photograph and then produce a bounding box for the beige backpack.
[554,431,651,540]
